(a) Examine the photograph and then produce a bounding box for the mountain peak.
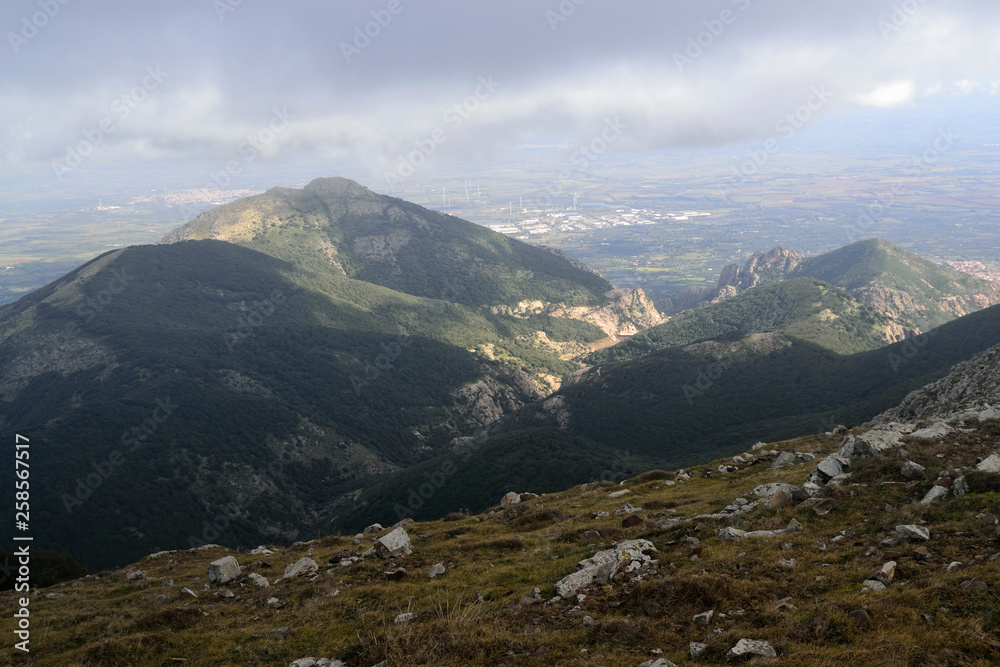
[302,176,376,199]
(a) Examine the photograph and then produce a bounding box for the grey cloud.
[1,0,998,177]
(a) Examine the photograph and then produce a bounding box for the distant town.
[948,261,1000,284]
[484,207,712,238]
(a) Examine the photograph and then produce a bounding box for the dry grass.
[7,427,1000,666]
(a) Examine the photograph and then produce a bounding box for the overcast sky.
[2,0,998,187]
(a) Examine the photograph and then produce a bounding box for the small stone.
[863,580,886,591]
[778,558,796,570]
[609,489,631,498]
[152,594,171,608]
[976,453,1000,473]
[180,587,198,598]
[583,530,602,541]
[771,597,797,612]
[266,626,292,640]
[868,561,896,585]
[689,642,709,659]
[637,659,676,667]
[249,546,273,556]
[582,615,594,626]
[362,523,384,536]
[520,595,538,607]
[727,639,777,659]
[813,498,836,515]
[283,558,319,579]
[920,485,949,504]
[813,613,831,639]
[896,525,930,542]
[961,580,989,592]
[615,502,641,515]
[946,561,963,573]
[248,573,270,588]
[692,609,714,625]
[849,609,872,626]
[980,513,998,527]
[214,588,235,599]
[500,491,521,506]
[394,612,417,624]
[126,570,146,581]
[427,563,446,579]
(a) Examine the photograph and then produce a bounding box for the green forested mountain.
[345,301,1000,526]
[0,180,640,570]
[162,177,613,308]
[692,240,999,334]
[588,277,900,365]
[790,238,1000,332]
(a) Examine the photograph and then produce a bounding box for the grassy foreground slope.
[9,420,1000,666]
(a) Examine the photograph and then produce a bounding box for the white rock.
[953,476,970,497]
[692,609,714,625]
[690,642,709,659]
[362,523,384,536]
[910,422,953,439]
[638,659,676,667]
[283,558,319,579]
[901,460,926,480]
[863,579,886,591]
[896,525,930,542]
[920,485,949,504]
[977,453,1000,473]
[769,452,797,469]
[554,539,657,598]
[500,491,521,506]
[752,483,799,499]
[250,546,273,556]
[727,639,777,659]
[207,556,241,585]
[394,612,417,624]
[609,489,631,498]
[427,563,446,579]
[374,527,413,558]
[248,573,270,588]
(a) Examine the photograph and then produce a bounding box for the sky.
[1,0,999,190]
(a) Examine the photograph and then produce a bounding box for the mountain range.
[2,177,999,575]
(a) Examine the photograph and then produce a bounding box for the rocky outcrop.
[554,539,658,598]
[494,288,666,338]
[869,344,1000,425]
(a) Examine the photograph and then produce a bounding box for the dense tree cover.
[0,238,611,570]
[588,278,893,364]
